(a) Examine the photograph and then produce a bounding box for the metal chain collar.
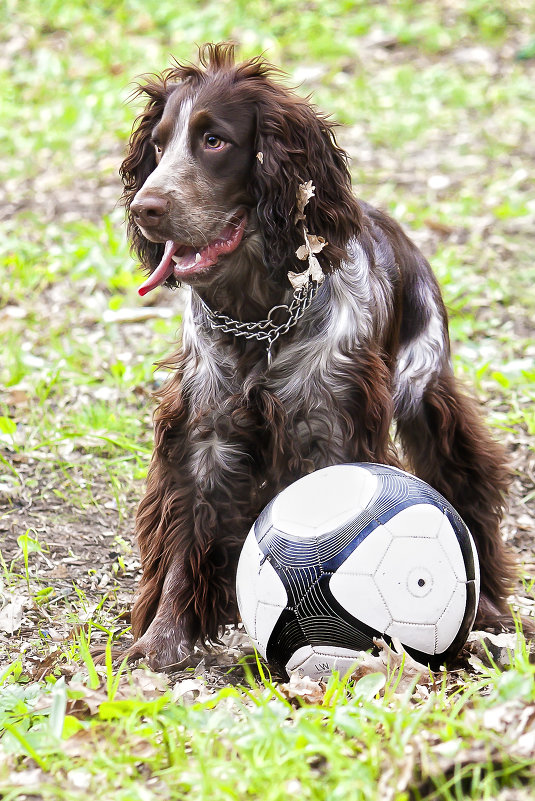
[198,278,322,366]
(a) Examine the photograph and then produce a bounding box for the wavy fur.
[121,44,519,668]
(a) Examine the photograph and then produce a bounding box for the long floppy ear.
[251,91,364,282]
[120,81,170,272]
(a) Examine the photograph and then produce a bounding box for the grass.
[1,0,534,798]
[0,644,534,800]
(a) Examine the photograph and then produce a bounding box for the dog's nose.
[130,194,169,228]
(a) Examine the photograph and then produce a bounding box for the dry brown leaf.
[0,594,28,634]
[483,700,523,733]
[68,681,109,715]
[280,672,326,704]
[7,769,43,788]
[288,255,325,290]
[6,388,30,406]
[511,729,535,759]
[516,514,533,531]
[351,638,432,697]
[67,769,92,790]
[466,630,525,668]
[296,235,327,260]
[130,668,169,696]
[172,677,213,705]
[424,218,455,235]
[295,180,315,222]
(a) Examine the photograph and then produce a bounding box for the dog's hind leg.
[396,368,518,629]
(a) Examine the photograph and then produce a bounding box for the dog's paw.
[126,623,193,671]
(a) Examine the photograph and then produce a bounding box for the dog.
[121,43,515,667]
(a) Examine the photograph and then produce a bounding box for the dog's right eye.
[153,142,163,160]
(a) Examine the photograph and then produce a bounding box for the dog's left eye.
[204,134,225,150]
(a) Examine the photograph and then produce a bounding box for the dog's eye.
[204,134,225,150]
[153,143,162,155]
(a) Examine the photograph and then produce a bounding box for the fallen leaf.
[7,769,43,787]
[131,668,169,696]
[351,638,432,696]
[172,678,213,705]
[280,672,326,704]
[67,769,92,790]
[0,595,27,634]
[512,729,535,758]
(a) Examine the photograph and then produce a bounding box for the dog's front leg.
[129,416,260,669]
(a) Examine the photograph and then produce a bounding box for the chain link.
[198,279,321,366]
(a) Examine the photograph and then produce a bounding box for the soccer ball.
[236,463,480,679]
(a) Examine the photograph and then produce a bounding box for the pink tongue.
[138,241,178,297]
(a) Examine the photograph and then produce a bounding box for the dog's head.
[121,43,362,295]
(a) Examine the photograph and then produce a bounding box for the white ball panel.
[435,583,467,653]
[329,572,392,633]
[236,528,263,638]
[271,464,378,537]
[384,504,445,539]
[258,557,288,609]
[335,525,393,576]
[254,599,286,659]
[386,621,437,654]
[435,516,467,581]
[375,539,457,625]
[406,567,434,597]
[286,645,363,681]
[236,528,287,653]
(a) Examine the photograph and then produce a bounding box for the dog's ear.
[120,81,169,271]
[251,94,362,282]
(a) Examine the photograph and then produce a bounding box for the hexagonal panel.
[271,464,378,538]
[286,645,364,681]
[383,503,445,539]
[386,621,437,654]
[329,573,392,633]
[374,538,458,625]
[335,524,393,576]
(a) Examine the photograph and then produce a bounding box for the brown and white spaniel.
[121,43,515,668]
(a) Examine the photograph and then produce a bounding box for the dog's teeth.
[195,252,202,263]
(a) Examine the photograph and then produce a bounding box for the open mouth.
[138,213,248,297]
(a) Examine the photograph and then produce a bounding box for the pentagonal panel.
[375,538,458,625]
[236,527,287,652]
[271,464,378,537]
[334,524,393,575]
[435,583,468,653]
[236,528,263,638]
[435,515,467,581]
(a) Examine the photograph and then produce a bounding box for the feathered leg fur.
[397,369,517,628]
